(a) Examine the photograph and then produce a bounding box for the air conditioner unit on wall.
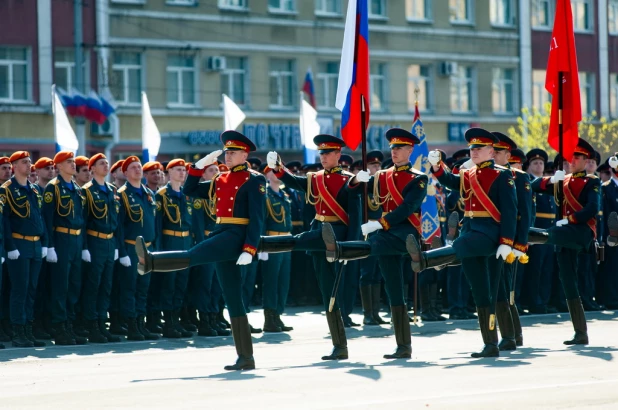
[439,61,458,77]
[205,56,227,72]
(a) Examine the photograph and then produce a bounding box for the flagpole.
[557,71,564,220]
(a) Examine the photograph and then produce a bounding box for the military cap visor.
[367,150,384,164]
[221,130,257,152]
[465,128,499,149]
[385,128,420,148]
[314,134,346,153]
[526,149,548,164]
[573,138,595,159]
[339,154,354,166]
[509,149,526,164]
[491,132,517,151]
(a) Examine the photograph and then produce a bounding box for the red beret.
[53,151,74,165]
[166,158,186,170]
[30,165,36,173]
[142,161,163,172]
[34,157,54,169]
[185,162,193,170]
[89,153,107,170]
[75,156,90,168]
[110,160,124,174]
[0,157,10,166]
[122,156,141,173]
[9,151,30,163]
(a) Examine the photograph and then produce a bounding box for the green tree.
[507,103,618,160]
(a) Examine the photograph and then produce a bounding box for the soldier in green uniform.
[409,128,518,358]
[80,153,121,343]
[42,151,88,345]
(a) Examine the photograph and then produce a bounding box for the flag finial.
[414,86,420,107]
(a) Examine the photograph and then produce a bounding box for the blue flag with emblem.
[409,103,441,243]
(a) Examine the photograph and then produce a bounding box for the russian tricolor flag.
[302,67,316,108]
[335,0,370,151]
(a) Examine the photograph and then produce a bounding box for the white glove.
[361,220,383,236]
[114,249,119,261]
[41,247,48,259]
[461,159,475,170]
[355,170,370,183]
[195,150,223,169]
[1,257,3,264]
[46,247,58,263]
[7,250,20,260]
[550,170,566,184]
[609,156,618,169]
[258,252,269,261]
[119,256,131,267]
[513,249,525,258]
[267,151,278,169]
[428,151,441,166]
[81,249,91,263]
[556,218,569,227]
[236,252,253,265]
[496,244,512,260]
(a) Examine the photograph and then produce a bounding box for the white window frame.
[531,0,553,30]
[268,0,296,14]
[450,65,475,114]
[317,61,339,111]
[532,69,551,110]
[406,0,432,22]
[53,49,90,93]
[610,73,618,118]
[369,0,387,20]
[0,47,32,103]
[490,0,516,27]
[315,0,342,17]
[610,0,618,35]
[269,59,296,110]
[492,68,516,114]
[166,55,198,108]
[449,0,474,25]
[407,64,433,113]
[166,0,197,6]
[572,0,594,33]
[111,52,143,107]
[370,63,388,112]
[218,0,248,11]
[580,72,595,116]
[221,56,248,107]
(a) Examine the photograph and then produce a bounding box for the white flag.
[142,92,161,162]
[52,84,78,153]
[223,93,246,131]
[300,93,320,164]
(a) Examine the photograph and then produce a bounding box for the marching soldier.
[80,154,121,343]
[259,135,362,361]
[320,129,427,359]
[42,151,87,345]
[1,151,46,347]
[136,131,266,371]
[528,138,601,344]
[409,128,518,358]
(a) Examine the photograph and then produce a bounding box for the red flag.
[545,0,581,162]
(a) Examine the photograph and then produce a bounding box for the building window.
[531,0,553,29]
[166,55,196,107]
[450,65,474,113]
[580,72,595,115]
[269,0,295,13]
[369,0,386,18]
[407,64,432,112]
[317,61,339,110]
[370,63,387,111]
[492,68,515,114]
[449,0,473,24]
[572,0,593,32]
[0,47,29,102]
[406,0,431,21]
[610,0,618,34]
[611,74,618,118]
[219,0,247,10]
[269,59,295,109]
[54,49,88,92]
[315,0,341,15]
[167,0,196,5]
[111,52,142,105]
[221,57,247,106]
[490,0,515,26]
[532,69,551,110]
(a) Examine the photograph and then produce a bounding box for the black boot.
[275,313,293,331]
[257,235,296,253]
[249,323,263,334]
[528,228,549,245]
[406,235,458,273]
[197,312,217,337]
[32,319,51,340]
[109,312,128,335]
[99,319,121,343]
[471,307,500,358]
[224,316,255,371]
[66,321,88,345]
[429,283,446,321]
[383,305,412,359]
[12,324,34,348]
[510,303,523,346]
[26,322,47,346]
[138,315,160,340]
[162,311,181,338]
[173,310,193,337]
[87,320,108,343]
[146,312,163,334]
[126,317,145,341]
[210,313,231,336]
[419,284,439,321]
[135,236,190,275]
[496,301,517,351]
[217,311,231,329]
[53,322,76,345]
[263,309,282,332]
[322,222,371,263]
[181,307,198,331]
[564,298,589,345]
[360,285,378,325]
[371,284,389,324]
[321,309,348,360]
[606,211,618,247]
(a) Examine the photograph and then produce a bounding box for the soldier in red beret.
[74,156,91,187]
[0,157,12,185]
[142,161,164,193]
